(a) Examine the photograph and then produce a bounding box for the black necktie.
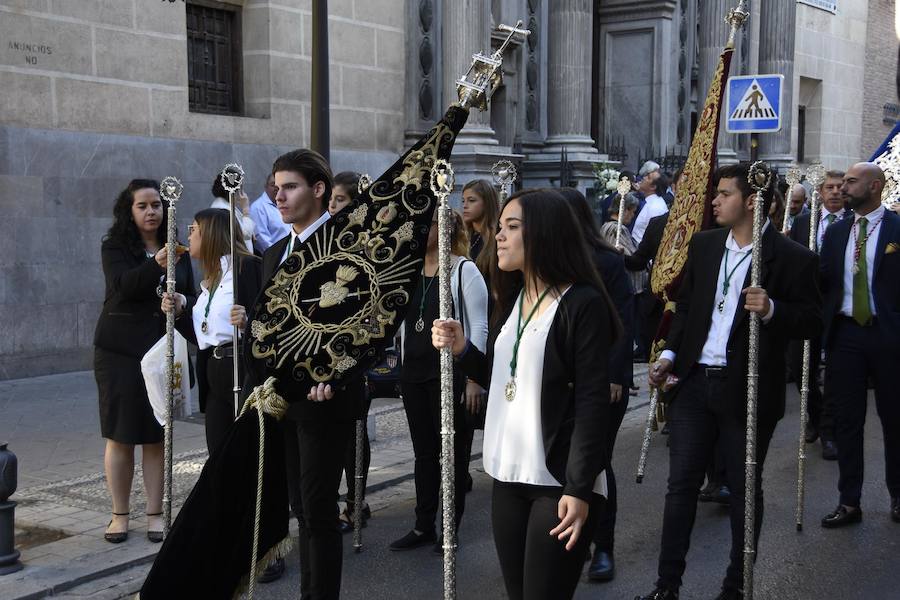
[292,235,302,254]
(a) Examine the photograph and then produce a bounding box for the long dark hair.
[103,179,167,257]
[493,188,621,341]
[558,187,618,254]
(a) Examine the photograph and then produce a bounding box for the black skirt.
[95,347,163,444]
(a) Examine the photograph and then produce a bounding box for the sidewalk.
[0,365,650,599]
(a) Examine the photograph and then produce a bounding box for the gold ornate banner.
[651,47,734,302]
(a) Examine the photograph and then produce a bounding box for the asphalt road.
[254,387,900,600]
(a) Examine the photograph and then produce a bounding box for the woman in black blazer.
[559,187,635,582]
[94,180,196,544]
[162,208,261,455]
[432,188,621,600]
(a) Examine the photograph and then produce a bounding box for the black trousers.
[788,337,832,439]
[825,317,900,507]
[400,379,469,534]
[591,394,628,552]
[198,348,239,455]
[492,480,602,600]
[283,417,354,600]
[343,390,372,508]
[656,368,775,593]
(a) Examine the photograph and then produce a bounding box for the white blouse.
[483,287,607,497]
[192,256,235,350]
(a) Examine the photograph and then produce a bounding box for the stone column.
[524,0,602,193]
[757,0,796,168]
[698,0,739,164]
[442,0,497,146]
[544,0,597,152]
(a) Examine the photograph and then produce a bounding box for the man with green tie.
[788,170,846,458]
[819,163,900,528]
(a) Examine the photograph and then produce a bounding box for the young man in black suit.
[819,162,900,528]
[254,149,365,596]
[635,163,822,600]
[787,170,847,460]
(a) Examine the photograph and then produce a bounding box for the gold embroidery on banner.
[651,48,733,301]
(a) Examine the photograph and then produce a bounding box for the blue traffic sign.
[725,74,784,133]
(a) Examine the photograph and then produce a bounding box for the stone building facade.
[0,0,895,377]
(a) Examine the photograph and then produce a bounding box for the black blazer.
[625,213,668,272]
[593,247,634,387]
[819,209,900,349]
[787,210,852,252]
[94,239,196,359]
[665,226,822,429]
[247,234,365,422]
[457,283,616,502]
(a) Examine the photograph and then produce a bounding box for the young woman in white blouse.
[432,188,621,599]
[161,208,261,454]
[389,209,489,552]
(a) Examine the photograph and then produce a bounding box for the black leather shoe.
[713,589,743,600]
[634,587,679,600]
[804,422,819,444]
[389,529,436,551]
[821,505,862,528]
[891,497,900,523]
[257,557,285,583]
[821,440,838,460]
[712,485,731,506]
[699,482,717,503]
[587,550,615,582]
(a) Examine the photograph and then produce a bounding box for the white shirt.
[840,206,884,318]
[484,288,607,497]
[660,222,775,367]
[280,211,331,265]
[632,193,669,245]
[817,207,846,251]
[249,192,290,252]
[211,197,256,253]
[192,256,235,350]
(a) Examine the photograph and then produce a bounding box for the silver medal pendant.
[851,263,859,276]
[505,378,516,402]
[201,320,208,334]
[415,317,425,333]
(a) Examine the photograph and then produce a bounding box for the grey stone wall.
[0,0,404,378]
[861,0,899,157]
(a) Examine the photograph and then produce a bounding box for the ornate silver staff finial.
[491,160,517,199]
[430,159,455,198]
[358,173,372,195]
[806,162,827,189]
[749,160,773,192]
[220,163,245,193]
[782,165,803,233]
[726,0,750,47]
[456,21,530,111]
[160,176,183,205]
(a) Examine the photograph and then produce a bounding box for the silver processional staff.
[159,175,183,536]
[219,163,245,418]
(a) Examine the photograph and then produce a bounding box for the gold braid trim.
[232,536,294,600]
[238,377,289,600]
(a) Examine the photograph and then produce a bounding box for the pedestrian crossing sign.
[725,74,784,133]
